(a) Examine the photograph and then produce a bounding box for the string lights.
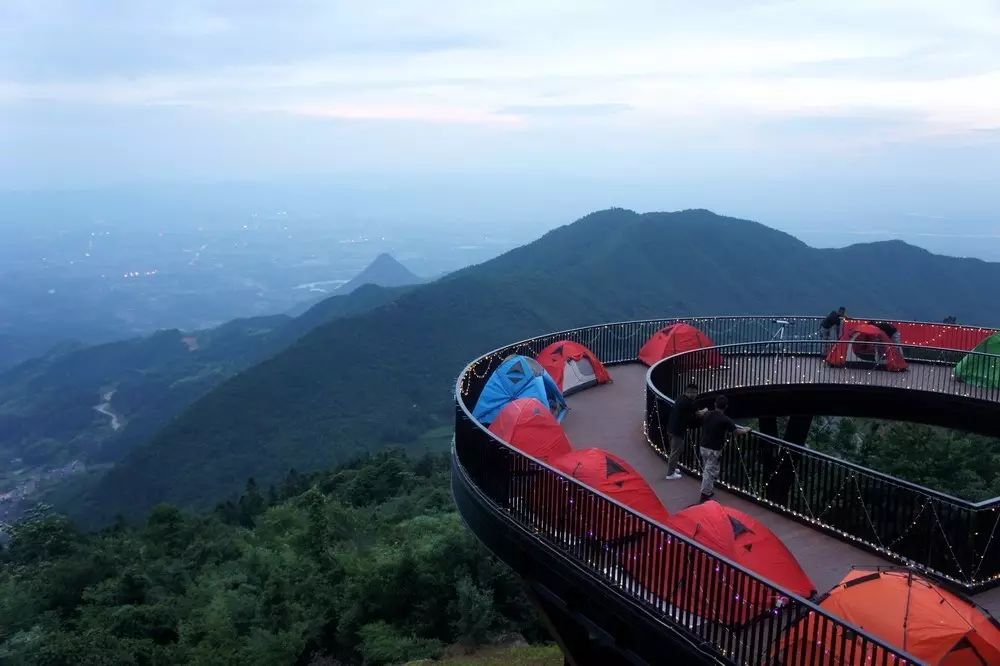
[645,355,1000,588]
[457,312,1000,642]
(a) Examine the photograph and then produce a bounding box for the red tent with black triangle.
[552,448,671,541]
[536,340,611,394]
[488,397,573,463]
[623,500,814,626]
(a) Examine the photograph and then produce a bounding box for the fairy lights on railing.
[646,338,1000,589]
[454,320,930,665]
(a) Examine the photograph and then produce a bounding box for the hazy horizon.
[2,2,999,259]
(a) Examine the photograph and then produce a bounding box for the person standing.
[698,395,750,503]
[820,307,846,340]
[664,383,707,480]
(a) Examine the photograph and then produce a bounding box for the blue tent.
[473,355,568,425]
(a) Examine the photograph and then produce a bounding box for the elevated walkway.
[454,316,1000,664]
[562,363,1000,615]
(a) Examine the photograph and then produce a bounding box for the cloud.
[2,0,1000,191]
[498,103,633,117]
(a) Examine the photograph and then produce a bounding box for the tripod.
[770,319,790,352]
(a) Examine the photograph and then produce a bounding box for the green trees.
[0,452,544,665]
[807,417,1000,501]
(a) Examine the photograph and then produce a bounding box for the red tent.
[552,448,671,539]
[536,340,612,394]
[488,398,573,463]
[639,323,724,368]
[826,323,907,372]
[623,501,814,625]
[781,569,1000,665]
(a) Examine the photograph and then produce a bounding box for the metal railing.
[646,341,1000,590]
[458,316,997,400]
[450,317,984,664]
[456,363,918,665]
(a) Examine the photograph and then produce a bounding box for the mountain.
[0,283,409,519]
[338,253,422,294]
[79,209,1000,523]
[285,253,422,317]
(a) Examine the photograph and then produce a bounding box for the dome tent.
[781,568,1000,665]
[472,355,567,425]
[552,448,670,540]
[488,397,573,463]
[536,340,611,395]
[638,323,723,368]
[825,323,907,372]
[623,500,814,626]
[955,332,1000,388]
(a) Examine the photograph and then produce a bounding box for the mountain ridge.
[75,208,1000,523]
[0,282,411,521]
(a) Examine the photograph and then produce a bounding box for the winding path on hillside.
[560,363,1000,615]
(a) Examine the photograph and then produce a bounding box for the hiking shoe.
[664,471,683,480]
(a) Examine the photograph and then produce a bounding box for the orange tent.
[488,397,573,463]
[638,323,724,368]
[536,340,612,394]
[623,501,814,625]
[552,448,670,541]
[782,569,1000,665]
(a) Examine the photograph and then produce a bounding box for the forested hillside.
[0,451,547,665]
[806,417,1000,502]
[0,283,409,519]
[82,209,1000,522]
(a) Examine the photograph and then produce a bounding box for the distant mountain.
[286,253,422,317]
[79,209,1000,523]
[338,253,422,294]
[0,283,409,517]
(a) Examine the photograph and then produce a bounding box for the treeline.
[807,417,1000,501]
[0,451,547,665]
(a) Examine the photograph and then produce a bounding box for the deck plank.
[561,363,1000,615]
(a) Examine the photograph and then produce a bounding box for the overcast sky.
[1,1,998,255]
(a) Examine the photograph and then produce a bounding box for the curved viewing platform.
[453,316,1000,665]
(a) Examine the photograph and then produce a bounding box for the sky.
[1,1,999,257]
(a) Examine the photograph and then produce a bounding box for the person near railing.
[663,382,707,481]
[699,395,751,503]
[820,306,846,340]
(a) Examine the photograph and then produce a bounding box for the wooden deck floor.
[561,363,1000,615]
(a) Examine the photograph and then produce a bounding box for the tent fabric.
[825,324,908,372]
[845,319,995,352]
[622,501,814,625]
[488,398,573,463]
[552,448,671,532]
[955,332,1000,388]
[472,355,568,425]
[781,569,1000,665]
[668,502,815,599]
[536,340,612,394]
[638,323,724,368]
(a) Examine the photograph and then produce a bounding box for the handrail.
[452,319,941,665]
[645,340,1000,589]
[646,340,1000,509]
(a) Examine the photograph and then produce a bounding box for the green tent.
[955,332,1000,388]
